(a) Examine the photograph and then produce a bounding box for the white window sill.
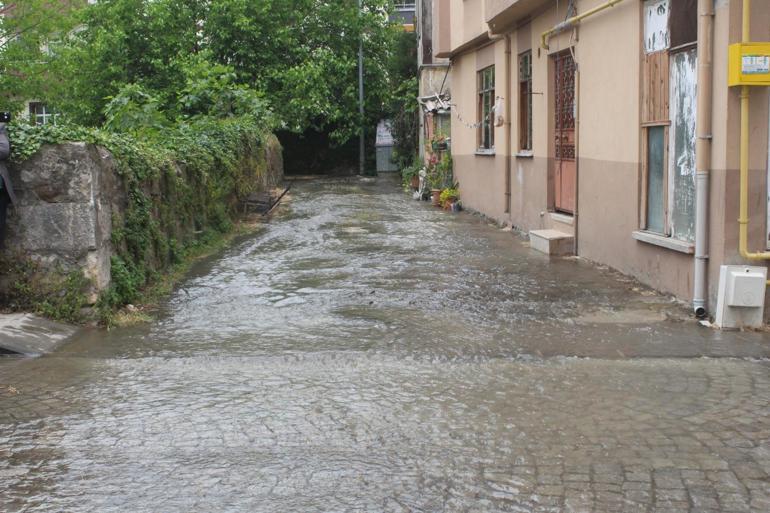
[632,230,694,254]
[515,150,534,158]
[475,149,496,156]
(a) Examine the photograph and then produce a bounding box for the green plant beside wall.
[436,152,453,188]
[439,187,459,205]
[4,116,279,325]
[0,252,90,324]
[400,159,422,188]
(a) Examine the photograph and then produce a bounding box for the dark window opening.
[519,51,532,152]
[669,0,697,48]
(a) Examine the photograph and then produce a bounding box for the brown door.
[553,51,576,214]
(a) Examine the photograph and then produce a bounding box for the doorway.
[553,50,576,214]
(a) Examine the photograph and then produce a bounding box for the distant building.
[0,0,93,124]
[391,2,416,32]
[416,0,451,163]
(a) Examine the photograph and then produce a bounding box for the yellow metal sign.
[729,43,770,86]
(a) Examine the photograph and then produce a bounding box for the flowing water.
[1,177,769,512]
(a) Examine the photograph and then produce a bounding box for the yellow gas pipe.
[737,0,770,262]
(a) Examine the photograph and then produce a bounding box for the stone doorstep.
[529,229,575,256]
[549,212,575,236]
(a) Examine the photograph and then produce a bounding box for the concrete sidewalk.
[0,313,79,356]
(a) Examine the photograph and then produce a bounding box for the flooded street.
[2,177,770,512]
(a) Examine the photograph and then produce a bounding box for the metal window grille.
[554,52,575,159]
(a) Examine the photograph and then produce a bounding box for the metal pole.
[358,0,365,175]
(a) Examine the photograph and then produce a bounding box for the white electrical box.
[715,265,768,329]
[726,269,766,307]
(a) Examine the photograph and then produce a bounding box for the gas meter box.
[728,43,770,86]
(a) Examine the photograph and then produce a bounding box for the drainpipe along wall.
[692,0,714,318]
[573,48,580,256]
[505,35,512,215]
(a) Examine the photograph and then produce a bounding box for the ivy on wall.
[3,117,277,324]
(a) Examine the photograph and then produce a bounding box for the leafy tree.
[0,0,82,114]
[1,0,406,153]
[386,30,419,168]
[176,52,273,125]
[103,83,169,136]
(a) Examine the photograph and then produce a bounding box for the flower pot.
[431,189,442,206]
[432,141,448,151]
[410,175,420,190]
[442,198,458,210]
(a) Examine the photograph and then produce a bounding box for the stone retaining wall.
[2,135,283,303]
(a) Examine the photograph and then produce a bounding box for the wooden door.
[554,51,576,214]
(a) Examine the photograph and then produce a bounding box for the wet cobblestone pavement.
[2,177,770,512]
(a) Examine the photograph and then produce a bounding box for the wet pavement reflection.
[1,177,769,512]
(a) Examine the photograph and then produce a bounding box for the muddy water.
[1,177,769,512]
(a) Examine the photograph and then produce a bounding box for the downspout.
[574,59,580,256]
[736,0,770,263]
[505,34,512,215]
[541,0,626,50]
[693,0,715,318]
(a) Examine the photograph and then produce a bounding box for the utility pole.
[358,0,365,175]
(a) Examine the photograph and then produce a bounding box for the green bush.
[0,253,90,324]
[400,160,422,187]
[439,187,459,204]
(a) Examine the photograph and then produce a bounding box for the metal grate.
[554,51,575,160]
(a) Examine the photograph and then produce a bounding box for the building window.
[29,103,58,125]
[641,0,697,243]
[667,48,697,242]
[477,66,495,150]
[518,51,532,152]
[645,125,667,233]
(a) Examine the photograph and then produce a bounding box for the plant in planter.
[430,131,450,152]
[436,152,453,188]
[430,189,442,206]
[426,159,444,206]
[401,162,421,190]
[439,187,460,210]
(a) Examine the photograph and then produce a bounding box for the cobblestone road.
[1,177,769,512]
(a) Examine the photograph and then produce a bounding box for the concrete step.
[548,212,575,236]
[529,229,575,256]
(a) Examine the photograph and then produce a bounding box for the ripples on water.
[1,177,769,512]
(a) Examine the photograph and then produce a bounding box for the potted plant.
[431,188,442,206]
[425,153,442,205]
[440,187,460,210]
[410,173,420,190]
[436,152,453,188]
[401,162,421,190]
[431,132,450,152]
